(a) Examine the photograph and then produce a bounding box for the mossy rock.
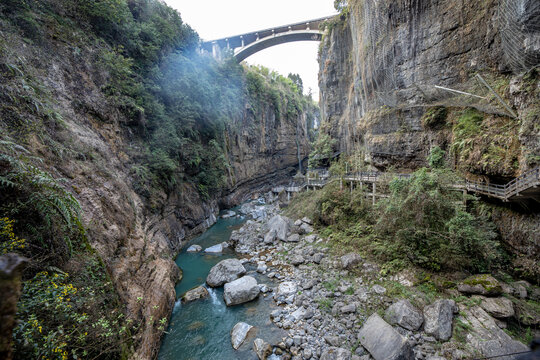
[457,274,502,296]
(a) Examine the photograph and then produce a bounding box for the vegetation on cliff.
[0,0,315,358]
[288,149,503,275]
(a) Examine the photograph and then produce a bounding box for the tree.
[287,73,303,95]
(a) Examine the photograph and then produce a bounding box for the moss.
[422,106,448,129]
[462,274,502,294]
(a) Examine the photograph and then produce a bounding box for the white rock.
[231,322,254,349]
[186,245,202,253]
[224,276,260,306]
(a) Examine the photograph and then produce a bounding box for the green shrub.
[375,168,500,272]
[309,132,337,168]
[427,146,445,169]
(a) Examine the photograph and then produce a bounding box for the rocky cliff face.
[319,0,540,176]
[318,0,540,282]
[1,24,311,360]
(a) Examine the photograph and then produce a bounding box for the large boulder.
[457,274,502,296]
[206,259,246,287]
[459,305,528,359]
[274,281,297,305]
[267,215,290,241]
[385,300,424,331]
[231,322,254,350]
[204,243,224,254]
[253,338,272,360]
[479,297,515,319]
[340,253,363,270]
[182,286,209,303]
[423,299,457,341]
[223,276,260,306]
[320,347,352,360]
[357,313,414,360]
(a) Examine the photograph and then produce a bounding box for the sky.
[163,0,337,100]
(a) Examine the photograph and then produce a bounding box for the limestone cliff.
[319,0,540,177]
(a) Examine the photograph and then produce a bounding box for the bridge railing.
[464,166,540,200]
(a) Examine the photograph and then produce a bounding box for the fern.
[0,140,84,261]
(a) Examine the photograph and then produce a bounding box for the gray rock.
[457,275,502,296]
[291,255,305,265]
[341,303,357,314]
[223,276,260,306]
[222,210,236,219]
[253,338,272,360]
[287,234,301,243]
[459,306,528,359]
[274,281,297,305]
[357,313,414,360]
[182,286,209,303]
[206,258,246,287]
[204,243,224,253]
[186,244,202,253]
[305,234,317,243]
[385,299,424,331]
[423,299,456,341]
[320,347,351,360]
[301,217,313,225]
[299,222,314,234]
[340,253,362,270]
[256,263,268,273]
[303,279,318,290]
[267,215,290,241]
[480,297,515,319]
[325,335,340,346]
[231,322,254,349]
[511,281,528,299]
[371,285,386,294]
[312,253,324,264]
[264,229,277,244]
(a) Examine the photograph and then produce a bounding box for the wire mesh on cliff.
[499,0,540,74]
[353,0,538,118]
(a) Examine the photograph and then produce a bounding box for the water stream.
[158,206,285,360]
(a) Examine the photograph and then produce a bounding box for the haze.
[164,0,337,100]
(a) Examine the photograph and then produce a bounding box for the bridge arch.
[234,30,322,62]
[200,16,334,62]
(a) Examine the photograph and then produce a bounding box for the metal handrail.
[299,167,539,201]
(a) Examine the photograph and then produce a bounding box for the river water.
[158,206,285,360]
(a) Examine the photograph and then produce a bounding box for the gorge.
[0,1,539,360]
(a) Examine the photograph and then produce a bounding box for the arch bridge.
[200,16,336,62]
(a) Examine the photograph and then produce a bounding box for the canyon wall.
[1,22,311,360]
[319,0,540,177]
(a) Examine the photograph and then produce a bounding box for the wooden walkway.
[290,167,540,203]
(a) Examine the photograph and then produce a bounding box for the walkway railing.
[291,167,540,203]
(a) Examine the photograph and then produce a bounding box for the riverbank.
[203,194,539,360]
